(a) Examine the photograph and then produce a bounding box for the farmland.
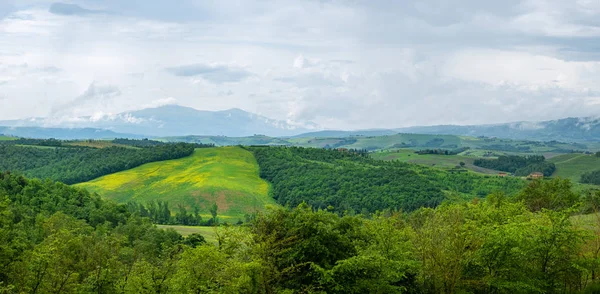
[77,146,275,221]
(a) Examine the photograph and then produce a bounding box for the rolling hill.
[548,153,600,183]
[76,146,276,221]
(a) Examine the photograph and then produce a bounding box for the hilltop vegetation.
[4,171,600,293]
[0,143,196,184]
[249,146,524,213]
[77,147,275,221]
[473,155,557,176]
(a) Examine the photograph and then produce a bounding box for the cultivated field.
[77,146,275,220]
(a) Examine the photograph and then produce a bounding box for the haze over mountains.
[0,105,317,138]
[0,104,599,142]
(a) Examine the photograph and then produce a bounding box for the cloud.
[2,1,600,129]
[143,97,178,108]
[166,63,252,83]
[51,83,121,116]
[48,3,106,16]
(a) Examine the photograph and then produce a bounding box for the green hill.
[548,153,600,183]
[0,135,16,141]
[371,149,501,174]
[76,146,275,221]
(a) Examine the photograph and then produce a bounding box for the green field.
[77,146,276,220]
[548,153,600,182]
[371,149,501,174]
[0,135,16,141]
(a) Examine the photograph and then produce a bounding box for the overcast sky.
[1,0,600,129]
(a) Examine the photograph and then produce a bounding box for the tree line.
[126,201,222,226]
[4,171,600,293]
[474,154,556,176]
[415,147,470,155]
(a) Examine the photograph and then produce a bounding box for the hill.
[76,147,275,221]
[0,105,316,137]
[0,135,16,141]
[248,146,524,213]
[168,133,599,153]
[396,116,600,142]
[548,153,600,183]
[371,149,501,174]
[0,126,144,140]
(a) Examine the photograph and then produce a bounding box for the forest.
[3,171,600,293]
[0,142,197,184]
[248,146,524,213]
[474,155,556,176]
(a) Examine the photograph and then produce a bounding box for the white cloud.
[1,0,600,130]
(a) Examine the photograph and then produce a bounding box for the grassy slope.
[549,153,600,182]
[0,136,16,141]
[76,146,275,221]
[371,149,501,175]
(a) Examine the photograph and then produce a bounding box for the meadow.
[371,148,501,174]
[549,153,600,182]
[77,146,276,221]
[0,135,16,141]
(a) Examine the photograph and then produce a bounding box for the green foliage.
[517,178,580,211]
[249,146,447,213]
[2,171,599,293]
[514,161,556,176]
[474,155,548,174]
[250,146,524,213]
[0,143,195,184]
[582,170,600,185]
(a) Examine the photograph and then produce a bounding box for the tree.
[459,162,465,168]
[210,202,218,224]
[517,178,579,211]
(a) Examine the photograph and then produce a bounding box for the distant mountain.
[0,105,317,137]
[292,129,397,138]
[0,127,144,140]
[395,117,600,142]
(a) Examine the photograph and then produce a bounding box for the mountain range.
[0,105,316,138]
[0,105,599,142]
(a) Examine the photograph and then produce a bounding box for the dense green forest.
[582,170,600,185]
[415,147,470,155]
[474,155,556,176]
[4,172,600,293]
[248,146,524,213]
[0,142,197,184]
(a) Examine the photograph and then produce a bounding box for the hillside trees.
[0,143,197,184]
[474,155,556,176]
[582,170,600,185]
[3,171,600,293]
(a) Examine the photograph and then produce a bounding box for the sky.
[1,0,600,130]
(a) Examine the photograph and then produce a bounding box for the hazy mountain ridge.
[0,105,316,137]
[394,117,600,142]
